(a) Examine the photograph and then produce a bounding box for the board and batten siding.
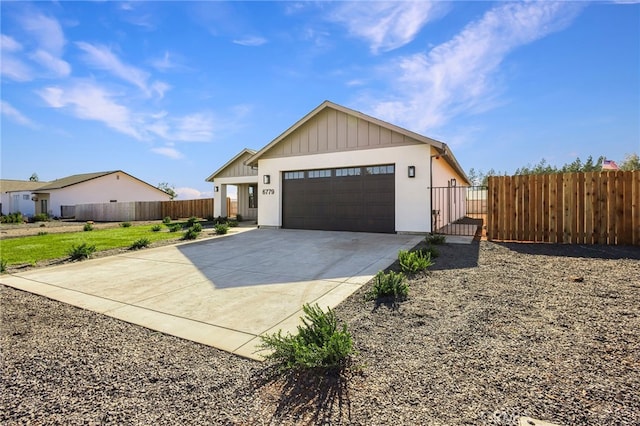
[261,108,421,159]
[214,152,258,179]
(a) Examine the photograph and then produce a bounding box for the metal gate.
[430,185,487,236]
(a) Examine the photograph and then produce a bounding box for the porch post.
[214,184,228,217]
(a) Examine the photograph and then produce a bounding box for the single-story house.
[206,100,470,234]
[0,179,49,217]
[2,171,171,218]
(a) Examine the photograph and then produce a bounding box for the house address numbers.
[262,189,275,195]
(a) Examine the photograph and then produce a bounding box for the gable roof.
[36,171,118,190]
[206,148,257,182]
[34,170,168,196]
[245,100,469,183]
[0,179,49,193]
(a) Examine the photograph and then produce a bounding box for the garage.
[282,164,395,233]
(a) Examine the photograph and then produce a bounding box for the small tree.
[619,153,640,171]
[158,182,177,200]
[29,173,39,182]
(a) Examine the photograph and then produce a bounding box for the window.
[284,171,304,180]
[23,194,30,200]
[336,167,361,177]
[248,184,258,209]
[308,169,331,178]
[365,164,395,175]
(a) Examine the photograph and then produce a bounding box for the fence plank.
[541,174,549,241]
[584,172,595,244]
[633,171,640,245]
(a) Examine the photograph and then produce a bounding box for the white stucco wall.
[257,144,434,233]
[44,173,170,217]
[1,191,35,216]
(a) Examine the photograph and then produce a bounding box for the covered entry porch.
[206,148,259,220]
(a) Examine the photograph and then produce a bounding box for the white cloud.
[152,146,184,159]
[38,82,143,140]
[367,1,584,132]
[151,51,177,71]
[21,12,66,55]
[1,56,33,81]
[174,113,215,142]
[148,112,215,142]
[19,12,71,76]
[30,49,71,77]
[1,34,22,52]
[232,36,267,47]
[1,100,36,127]
[175,187,214,199]
[75,42,168,98]
[329,1,447,53]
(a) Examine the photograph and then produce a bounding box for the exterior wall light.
[263,175,271,184]
[408,166,416,178]
[214,186,219,192]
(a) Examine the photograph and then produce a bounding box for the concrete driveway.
[1,228,422,360]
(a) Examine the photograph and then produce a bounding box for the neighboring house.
[206,149,258,221]
[2,171,171,218]
[207,101,469,234]
[0,179,49,217]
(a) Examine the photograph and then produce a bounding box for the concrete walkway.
[1,228,423,360]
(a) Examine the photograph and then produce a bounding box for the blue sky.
[1,1,638,199]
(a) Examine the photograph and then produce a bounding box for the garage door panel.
[283,165,395,233]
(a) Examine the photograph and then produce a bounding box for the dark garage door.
[282,165,395,233]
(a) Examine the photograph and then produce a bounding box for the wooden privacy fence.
[161,198,214,220]
[487,171,640,245]
[74,198,234,221]
[75,201,162,222]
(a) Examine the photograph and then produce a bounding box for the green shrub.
[37,231,48,236]
[68,243,96,260]
[259,304,354,370]
[228,219,238,227]
[168,224,181,232]
[1,212,24,224]
[182,228,199,240]
[120,221,132,228]
[191,223,203,233]
[398,249,433,274]
[83,223,94,232]
[214,223,229,235]
[205,214,215,222]
[186,216,198,227]
[417,246,439,259]
[151,224,162,232]
[0,259,7,274]
[214,216,228,225]
[366,270,408,300]
[426,233,446,245]
[32,213,49,222]
[130,238,151,250]
[162,216,172,225]
[236,214,243,222]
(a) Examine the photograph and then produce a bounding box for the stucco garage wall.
[257,144,433,233]
[47,173,170,217]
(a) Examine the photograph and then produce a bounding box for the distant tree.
[158,182,177,200]
[514,156,607,175]
[619,153,640,171]
[466,168,505,186]
[29,173,39,182]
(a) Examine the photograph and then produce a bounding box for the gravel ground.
[1,240,639,425]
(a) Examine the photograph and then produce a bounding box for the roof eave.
[206,148,257,182]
